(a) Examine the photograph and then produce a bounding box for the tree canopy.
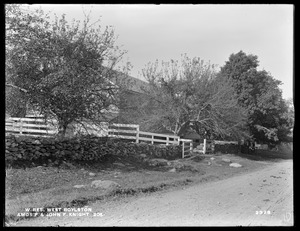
[5,4,127,137]
[5,6,292,144]
[125,55,248,140]
[125,51,292,145]
[219,50,293,145]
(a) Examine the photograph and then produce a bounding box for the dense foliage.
[219,51,293,145]
[5,5,126,137]
[126,55,248,140]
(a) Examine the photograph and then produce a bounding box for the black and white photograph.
[5,4,294,227]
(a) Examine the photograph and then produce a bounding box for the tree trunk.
[57,122,67,138]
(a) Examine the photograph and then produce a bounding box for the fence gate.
[181,139,193,158]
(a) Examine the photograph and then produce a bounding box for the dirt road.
[15,159,293,226]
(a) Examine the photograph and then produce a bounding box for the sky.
[31,4,293,99]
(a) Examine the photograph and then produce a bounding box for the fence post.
[182,141,185,158]
[211,140,215,153]
[203,138,207,154]
[190,141,193,152]
[151,135,154,144]
[166,136,169,145]
[19,120,23,134]
[136,125,139,143]
[12,119,15,133]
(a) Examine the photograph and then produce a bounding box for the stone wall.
[5,134,181,167]
[214,143,240,154]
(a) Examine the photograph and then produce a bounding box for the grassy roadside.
[5,151,291,225]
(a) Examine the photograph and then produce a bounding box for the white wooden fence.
[5,118,181,145]
[107,124,195,158]
[108,123,139,142]
[5,118,196,158]
[138,131,180,145]
[108,123,181,145]
[5,117,58,138]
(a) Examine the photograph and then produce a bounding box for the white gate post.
[203,138,207,154]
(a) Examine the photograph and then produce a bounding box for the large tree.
[124,55,248,140]
[220,50,293,146]
[5,4,127,137]
[5,4,43,117]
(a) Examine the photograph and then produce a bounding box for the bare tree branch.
[6,83,28,93]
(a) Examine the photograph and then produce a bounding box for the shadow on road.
[236,149,293,162]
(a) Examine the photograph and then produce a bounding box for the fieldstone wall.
[5,135,181,167]
[214,143,240,154]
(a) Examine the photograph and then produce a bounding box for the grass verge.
[6,151,288,225]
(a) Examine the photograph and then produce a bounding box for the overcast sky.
[32,4,293,99]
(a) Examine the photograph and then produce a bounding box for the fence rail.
[4,118,180,146]
[5,117,58,137]
[108,123,139,143]
[7,118,239,158]
[139,131,179,145]
[214,140,238,145]
[107,123,180,145]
